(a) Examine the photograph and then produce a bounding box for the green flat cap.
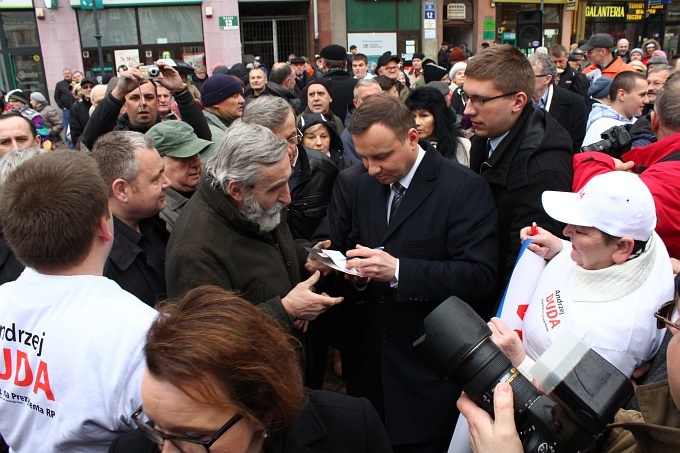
[146,121,213,158]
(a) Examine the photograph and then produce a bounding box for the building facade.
[2,0,676,108]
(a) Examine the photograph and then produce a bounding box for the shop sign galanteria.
[585,4,625,18]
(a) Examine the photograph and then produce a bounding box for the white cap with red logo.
[541,171,656,241]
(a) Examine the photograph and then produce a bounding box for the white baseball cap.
[541,172,656,241]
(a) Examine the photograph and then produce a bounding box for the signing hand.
[519,225,563,260]
[457,383,524,453]
[281,271,343,321]
[345,244,397,283]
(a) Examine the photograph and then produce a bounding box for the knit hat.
[449,47,466,64]
[423,64,448,84]
[588,76,612,99]
[630,48,644,59]
[449,62,467,79]
[7,90,28,105]
[146,121,213,158]
[652,50,667,59]
[542,171,655,241]
[200,74,243,107]
[305,78,334,98]
[29,92,47,104]
[320,44,347,61]
[412,52,426,61]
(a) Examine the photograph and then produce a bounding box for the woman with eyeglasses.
[109,285,391,453]
[405,86,469,165]
[488,172,674,380]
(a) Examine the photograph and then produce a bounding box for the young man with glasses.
[464,44,573,304]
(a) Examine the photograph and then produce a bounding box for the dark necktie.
[389,182,406,223]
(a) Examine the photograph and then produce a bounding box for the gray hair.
[205,120,288,194]
[0,147,45,189]
[528,53,557,84]
[647,64,676,77]
[90,131,155,196]
[655,75,680,131]
[241,96,293,132]
[353,78,381,100]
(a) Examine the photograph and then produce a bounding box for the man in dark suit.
[343,95,499,453]
[465,45,572,308]
[530,53,588,153]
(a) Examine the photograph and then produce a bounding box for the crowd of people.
[0,32,679,453]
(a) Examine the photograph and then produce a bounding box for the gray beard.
[240,190,285,233]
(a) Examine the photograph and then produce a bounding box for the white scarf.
[572,234,657,302]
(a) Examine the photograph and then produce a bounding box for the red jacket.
[573,132,680,258]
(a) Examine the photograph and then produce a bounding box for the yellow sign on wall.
[585,5,625,18]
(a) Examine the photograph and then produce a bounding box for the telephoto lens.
[413,296,558,452]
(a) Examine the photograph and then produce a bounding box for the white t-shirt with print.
[0,268,156,452]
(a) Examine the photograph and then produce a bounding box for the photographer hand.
[457,383,524,453]
[155,60,185,92]
[111,67,144,101]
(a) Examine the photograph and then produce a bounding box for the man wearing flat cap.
[146,121,213,233]
[581,33,636,83]
[199,73,245,162]
[377,53,409,101]
[311,44,357,120]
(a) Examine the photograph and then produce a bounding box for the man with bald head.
[616,38,631,63]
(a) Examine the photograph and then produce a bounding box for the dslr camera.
[413,296,633,453]
[580,124,632,159]
[139,65,160,79]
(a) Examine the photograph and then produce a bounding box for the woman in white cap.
[490,171,674,379]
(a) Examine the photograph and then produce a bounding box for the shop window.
[138,6,203,45]
[3,11,39,48]
[77,8,138,48]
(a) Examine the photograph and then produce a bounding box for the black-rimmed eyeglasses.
[655,300,680,330]
[132,405,243,452]
[460,91,519,107]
